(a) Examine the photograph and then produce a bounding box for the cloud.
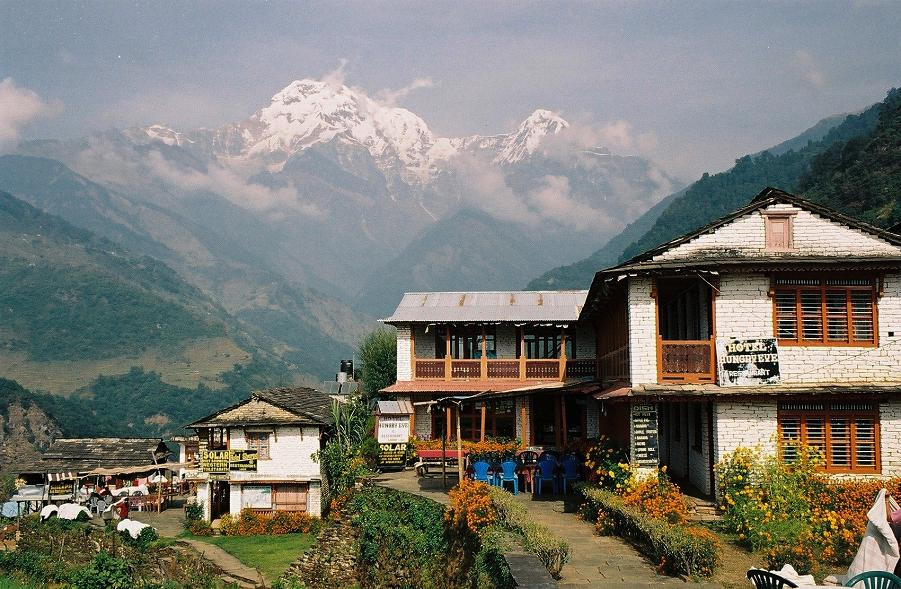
[376,77,436,106]
[0,78,62,149]
[525,175,617,233]
[145,150,324,217]
[322,59,349,91]
[791,49,826,89]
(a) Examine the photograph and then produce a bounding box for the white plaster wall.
[714,273,901,384]
[713,401,778,462]
[308,481,322,516]
[229,484,242,516]
[228,426,322,482]
[655,204,901,262]
[197,482,212,521]
[881,401,901,476]
[628,277,658,384]
[397,324,412,381]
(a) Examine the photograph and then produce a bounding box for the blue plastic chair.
[560,455,580,494]
[471,460,494,485]
[496,460,519,495]
[534,458,558,496]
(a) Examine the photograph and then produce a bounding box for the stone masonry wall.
[628,277,657,384]
[714,273,901,384]
[396,325,412,381]
[283,519,359,589]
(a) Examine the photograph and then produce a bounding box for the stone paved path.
[376,470,722,587]
[182,539,267,588]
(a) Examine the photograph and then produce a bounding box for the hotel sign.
[716,337,780,386]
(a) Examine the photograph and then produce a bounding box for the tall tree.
[358,327,397,402]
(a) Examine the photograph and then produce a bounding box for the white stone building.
[186,387,333,521]
[381,291,600,448]
[584,187,901,496]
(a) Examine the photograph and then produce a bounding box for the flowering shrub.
[488,487,570,577]
[185,518,212,536]
[620,469,688,524]
[584,436,631,490]
[578,486,720,578]
[446,479,497,535]
[219,510,320,536]
[717,444,901,571]
[411,437,520,463]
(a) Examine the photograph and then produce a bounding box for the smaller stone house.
[186,387,334,521]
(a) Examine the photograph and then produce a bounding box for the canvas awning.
[81,461,194,477]
[46,471,77,482]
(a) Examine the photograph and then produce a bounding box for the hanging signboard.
[716,337,780,386]
[631,404,659,466]
[48,480,74,497]
[229,450,258,472]
[200,450,229,474]
[377,416,411,444]
[241,485,272,509]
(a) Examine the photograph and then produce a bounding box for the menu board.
[378,443,408,469]
[716,337,780,386]
[631,404,659,466]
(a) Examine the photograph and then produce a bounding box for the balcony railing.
[658,337,716,383]
[413,358,596,381]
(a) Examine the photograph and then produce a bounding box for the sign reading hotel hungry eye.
[200,449,259,476]
[631,404,659,466]
[716,337,780,386]
[377,415,411,444]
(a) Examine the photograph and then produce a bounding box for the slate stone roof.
[29,438,170,473]
[186,387,335,428]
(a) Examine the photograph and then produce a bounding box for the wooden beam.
[445,326,452,382]
[519,327,526,381]
[446,406,452,441]
[559,327,568,380]
[410,324,416,379]
[480,403,487,442]
[480,325,487,379]
[456,406,464,481]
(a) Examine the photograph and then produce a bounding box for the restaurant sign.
[716,337,780,387]
[631,404,659,467]
[378,443,408,469]
[48,480,74,497]
[200,449,259,476]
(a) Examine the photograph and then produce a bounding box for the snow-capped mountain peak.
[496,109,569,164]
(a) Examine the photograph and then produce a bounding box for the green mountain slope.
[529,103,883,289]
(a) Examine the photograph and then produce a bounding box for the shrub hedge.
[578,486,720,578]
[487,488,570,577]
[219,510,321,536]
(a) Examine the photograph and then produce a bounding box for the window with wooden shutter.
[273,484,308,512]
[772,276,877,346]
[778,401,880,473]
[246,432,271,460]
[765,213,795,251]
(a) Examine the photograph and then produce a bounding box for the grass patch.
[191,533,315,582]
[0,575,36,589]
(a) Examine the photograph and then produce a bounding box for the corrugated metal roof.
[375,400,414,414]
[381,291,588,323]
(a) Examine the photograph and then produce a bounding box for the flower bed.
[717,444,901,573]
[488,487,571,577]
[219,510,321,536]
[411,437,521,463]
[578,486,720,578]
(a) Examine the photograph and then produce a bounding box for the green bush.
[184,501,204,522]
[578,486,720,578]
[185,518,212,536]
[68,552,132,589]
[488,488,570,577]
[120,526,159,550]
[0,550,69,583]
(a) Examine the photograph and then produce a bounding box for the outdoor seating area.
[466,450,581,496]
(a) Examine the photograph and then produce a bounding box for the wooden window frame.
[764,212,797,252]
[777,401,880,474]
[771,275,878,347]
[245,432,271,460]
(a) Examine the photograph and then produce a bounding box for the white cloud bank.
[0,78,62,149]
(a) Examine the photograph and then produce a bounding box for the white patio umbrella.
[842,489,900,583]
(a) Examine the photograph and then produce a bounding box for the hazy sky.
[2,1,900,179]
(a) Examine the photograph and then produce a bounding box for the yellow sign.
[200,449,258,475]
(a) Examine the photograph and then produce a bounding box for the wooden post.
[441,413,447,489]
[445,327,452,381]
[520,401,528,448]
[480,403,487,442]
[410,325,416,379]
[456,404,464,482]
[559,328,568,381]
[554,397,562,448]
[480,325,487,379]
[561,394,568,448]
[446,407,452,441]
[519,327,526,380]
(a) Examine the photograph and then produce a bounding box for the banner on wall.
[200,449,259,476]
[716,337,780,386]
[241,485,272,509]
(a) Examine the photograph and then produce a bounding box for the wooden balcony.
[657,337,716,383]
[413,358,596,381]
